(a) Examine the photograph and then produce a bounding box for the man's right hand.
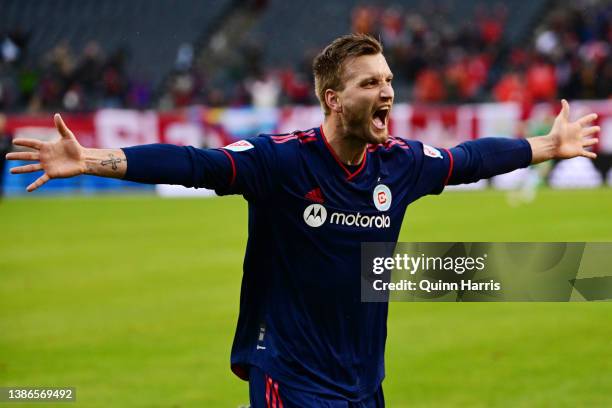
[6,113,127,192]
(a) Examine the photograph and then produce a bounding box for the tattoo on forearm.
[101,154,126,171]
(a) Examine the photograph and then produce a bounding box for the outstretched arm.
[446,100,599,186]
[7,114,128,191]
[5,113,266,197]
[6,114,232,192]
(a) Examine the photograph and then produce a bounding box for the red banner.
[5,101,611,153]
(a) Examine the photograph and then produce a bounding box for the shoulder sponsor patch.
[223,140,254,152]
[423,144,443,159]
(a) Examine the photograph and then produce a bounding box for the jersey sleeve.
[122,144,233,189]
[405,140,454,197]
[121,135,279,201]
[402,137,533,199]
[447,137,532,185]
[215,135,279,200]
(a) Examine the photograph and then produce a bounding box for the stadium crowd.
[350,1,611,106]
[494,2,612,105]
[160,0,612,109]
[350,2,506,103]
[0,37,153,112]
[0,0,610,112]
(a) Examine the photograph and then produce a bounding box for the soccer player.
[6,34,599,407]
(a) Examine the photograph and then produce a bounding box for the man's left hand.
[530,99,600,164]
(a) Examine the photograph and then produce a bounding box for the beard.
[339,104,389,145]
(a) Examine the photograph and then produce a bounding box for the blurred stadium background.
[1,0,611,406]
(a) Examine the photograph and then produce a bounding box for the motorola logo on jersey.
[373,184,392,211]
[303,204,327,227]
[303,204,390,229]
[329,212,390,228]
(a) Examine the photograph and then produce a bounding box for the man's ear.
[324,89,342,113]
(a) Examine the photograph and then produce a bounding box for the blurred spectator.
[101,48,129,108]
[127,78,153,109]
[380,7,404,48]
[280,69,310,105]
[175,43,194,72]
[2,37,20,63]
[476,3,507,46]
[526,58,557,101]
[414,68,446,103]
[170,73,197,108]
[246,72,280,108]
[1,28,29,65]
[72,41,104,109]
[494,70,529,105]
[352,5,377,35]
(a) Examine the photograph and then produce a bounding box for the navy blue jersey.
[123,126,531,401]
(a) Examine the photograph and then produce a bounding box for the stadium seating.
[0,0,232,86]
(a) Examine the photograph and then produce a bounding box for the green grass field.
[1,189,612,407]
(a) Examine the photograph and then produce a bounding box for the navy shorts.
[248,365,385,408]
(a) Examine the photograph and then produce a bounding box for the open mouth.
[372,107,390,130]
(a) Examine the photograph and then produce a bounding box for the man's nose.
[380,84,394,101]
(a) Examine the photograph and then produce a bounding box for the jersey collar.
[318,125,367,181]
